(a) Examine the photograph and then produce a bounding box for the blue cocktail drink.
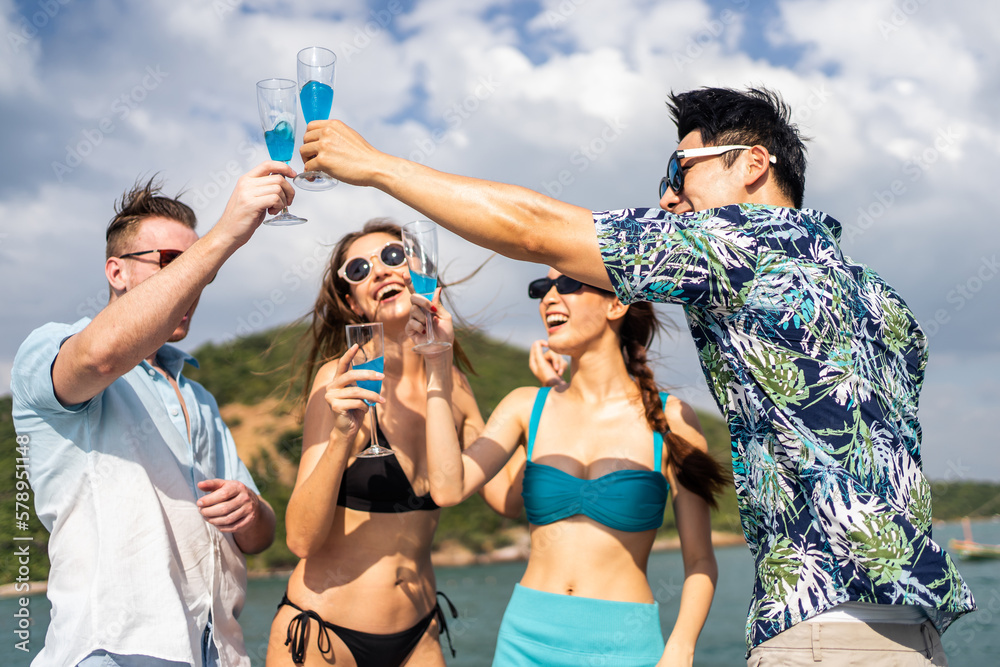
[355,356,384,405]
[300,81,333,124]
[264,120,294,162]
[410,272,437,300]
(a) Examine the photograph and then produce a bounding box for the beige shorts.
[747,619,948,666]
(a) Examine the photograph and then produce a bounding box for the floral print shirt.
[595,204,975,652]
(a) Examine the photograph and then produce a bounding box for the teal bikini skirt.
[492,584,665,666]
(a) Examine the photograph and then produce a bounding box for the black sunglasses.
[337,242,407,284]
[659,145,777,198]
[528,275,609,299]
[118,248,183,269]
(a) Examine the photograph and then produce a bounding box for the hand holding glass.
[256,79,307,225]
[294,46,338,191]
[402,220,452,354]
[345,323,393,458]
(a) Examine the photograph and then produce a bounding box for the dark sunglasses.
[528,275,608,299]
[658,145,777,198]
[337,242,407,284]
[118,248,184,268]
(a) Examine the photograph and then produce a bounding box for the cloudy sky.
[2,0,997,481]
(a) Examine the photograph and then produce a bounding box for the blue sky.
[1,0,998,482]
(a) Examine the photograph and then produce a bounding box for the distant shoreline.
[431,528,747,567]
[1,531,749,598]
[9,519,997,598]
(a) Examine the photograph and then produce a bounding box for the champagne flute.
[346,322,393,458]
[256,78,307,225]
[293,46,338,191]
[402,220,452,354]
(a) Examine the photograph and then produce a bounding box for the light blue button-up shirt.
[11,318,258,666]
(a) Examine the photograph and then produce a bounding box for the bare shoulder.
[484,386,541,431]
[503,386,544,411]
[308,358,341,394]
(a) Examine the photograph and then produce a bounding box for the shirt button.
[171,409,179,416]
[147,368,155,376]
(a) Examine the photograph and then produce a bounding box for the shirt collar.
[802,207,842,241]
[154,344,200,377]
[72,318,201,378]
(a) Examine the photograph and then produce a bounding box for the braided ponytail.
[620,302,727,507]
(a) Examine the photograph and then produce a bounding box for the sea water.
[6,522,999,665]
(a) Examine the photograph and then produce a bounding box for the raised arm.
[52,162,296,406]
[300,121,609,289]
[284,349,384,558]
[407,294,532,506]
[659,396,718,667]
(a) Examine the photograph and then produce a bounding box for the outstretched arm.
[52,162,296,406]
[300,121,608,288]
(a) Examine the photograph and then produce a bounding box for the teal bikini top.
[521,387,669,532]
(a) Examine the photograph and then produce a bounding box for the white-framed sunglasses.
[659,145,777,198]
[337,241,407,284]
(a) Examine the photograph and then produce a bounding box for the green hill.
[3,324,999,584]
[181,324,743,571]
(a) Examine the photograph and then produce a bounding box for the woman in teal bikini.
[408,267,727,666]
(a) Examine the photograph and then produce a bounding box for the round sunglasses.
[337,241,407,284]
[528,275,609,299]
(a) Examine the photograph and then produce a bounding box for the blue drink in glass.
[410,271,437,300]
[355,356,384,405]
[263,120,294,162]
[293,47,338,191]
[300,81,333,124]
[256,78,306,225]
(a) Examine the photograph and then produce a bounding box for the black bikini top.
[336,420,439,513]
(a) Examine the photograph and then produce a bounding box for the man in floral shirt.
[300,86,973,665]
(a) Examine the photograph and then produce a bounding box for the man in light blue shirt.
[11,162,295,667]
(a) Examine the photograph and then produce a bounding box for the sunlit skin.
[659,130,784,213]
[103,216,275,548]
[266,232,485,667]
[299,121,789,292]
[411,269,718,667]
[105,217,201,346]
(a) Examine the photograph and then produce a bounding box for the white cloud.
[1,0,996,481]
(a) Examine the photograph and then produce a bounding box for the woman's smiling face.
[343,232,412,324]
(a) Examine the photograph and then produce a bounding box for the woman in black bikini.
[266,219,483,666]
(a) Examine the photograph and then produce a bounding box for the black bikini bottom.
[277,591,458,666]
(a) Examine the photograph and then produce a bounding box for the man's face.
[658,130,748,214]
[110,216,200,342]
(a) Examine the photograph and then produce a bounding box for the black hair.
[667,87,807,208]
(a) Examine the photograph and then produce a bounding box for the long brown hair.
[297,218,473,410]
[619,302,728,507]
